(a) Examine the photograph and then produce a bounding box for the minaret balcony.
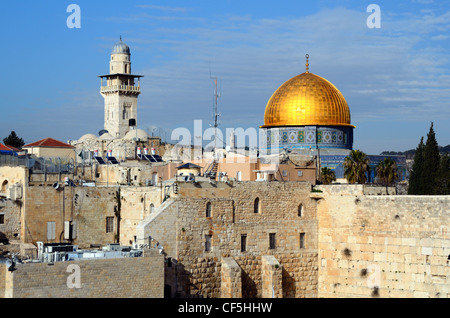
[100,85,141,94]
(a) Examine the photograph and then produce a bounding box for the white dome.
[112,38,130,55]
[99,133,115,140]
[123,129,149,140]
[79,133,98,141]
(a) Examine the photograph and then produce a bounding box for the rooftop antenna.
[209,63,221,155]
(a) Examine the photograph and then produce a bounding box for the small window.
[206,202,212,218]
[0,214,4,224]
[241,235,247,252]
[254,197,260,214]
[1,180,8,193]
[300,233,306,249]
[150,204,155,214]
[106,217,114,233]
[298,204,304,217]
[297,171,303,177]
[205,235,212,252]
[282,170,287,177]
[269,233,276,250]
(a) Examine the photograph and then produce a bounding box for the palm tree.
[343,150,370,184]
[376,157,399,190]
[320,167,336,185]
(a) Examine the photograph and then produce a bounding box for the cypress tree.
[408,137,425,195]
[422,122,441,194]
[436,153,450,195]
[3,131,25,148]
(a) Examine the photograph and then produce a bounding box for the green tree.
[343,150,370,184]
[3,131,25,148]
[320,167,336,185]
[435,153,450,195]
[376,157,399,190]
[422,122,441,194]
[408,137,425,195]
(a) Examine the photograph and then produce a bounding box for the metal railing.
[100,85,140,93]
[0,155,75,174]
[0,154,31,168]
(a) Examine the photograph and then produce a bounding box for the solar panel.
[107,156,119,165]
[152,155,163,162]
[143,154,156,162]
[94,156,106,165]
[140,154,164,163]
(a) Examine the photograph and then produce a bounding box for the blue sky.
[0,0,449,154]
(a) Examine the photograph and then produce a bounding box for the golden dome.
[262,70,354,128]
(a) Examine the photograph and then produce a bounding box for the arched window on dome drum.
[206,202,212,218]
[150,204,155,214]
[254,198,260,214]
[298,204,304,217]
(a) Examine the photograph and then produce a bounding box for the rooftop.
[23,137,74,148]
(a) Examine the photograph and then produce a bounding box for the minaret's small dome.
[112,37,130,54]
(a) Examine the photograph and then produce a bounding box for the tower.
[99,37,143,138]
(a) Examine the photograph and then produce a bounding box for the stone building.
[134,181,449,298]
[136,180,319,298]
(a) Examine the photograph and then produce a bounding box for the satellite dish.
[53,183,60,190]
[99,129,109,137]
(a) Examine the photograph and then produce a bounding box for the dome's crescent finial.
[305,54,310,73]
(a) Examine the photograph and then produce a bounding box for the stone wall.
[261,255,282,298]
[140,181,319,298]
[316,185,450,298]
[0,262,5,297]
[1,249,164,298]
[120,186,163,245]
[136,199,179,257]
[221,257,242,298]
[23,186,117,249]
[0,199,21,243]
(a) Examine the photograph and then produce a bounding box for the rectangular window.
[106,217,114,233]
[205,235,212,252]
[282,170,287,177]
[241,235,247,252]
[269,233,276,250]
[300,233,306,249]
[297,170,303,177]
[0,214,4,224]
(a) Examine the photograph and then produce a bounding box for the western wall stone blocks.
[317,186,450,298]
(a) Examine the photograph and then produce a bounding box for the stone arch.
[254,197,260,214]
[1,180,8,193]
[298,203,305,217]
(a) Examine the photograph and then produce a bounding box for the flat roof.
[98,73,144,78]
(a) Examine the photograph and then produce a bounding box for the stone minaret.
[99,37,143,138]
